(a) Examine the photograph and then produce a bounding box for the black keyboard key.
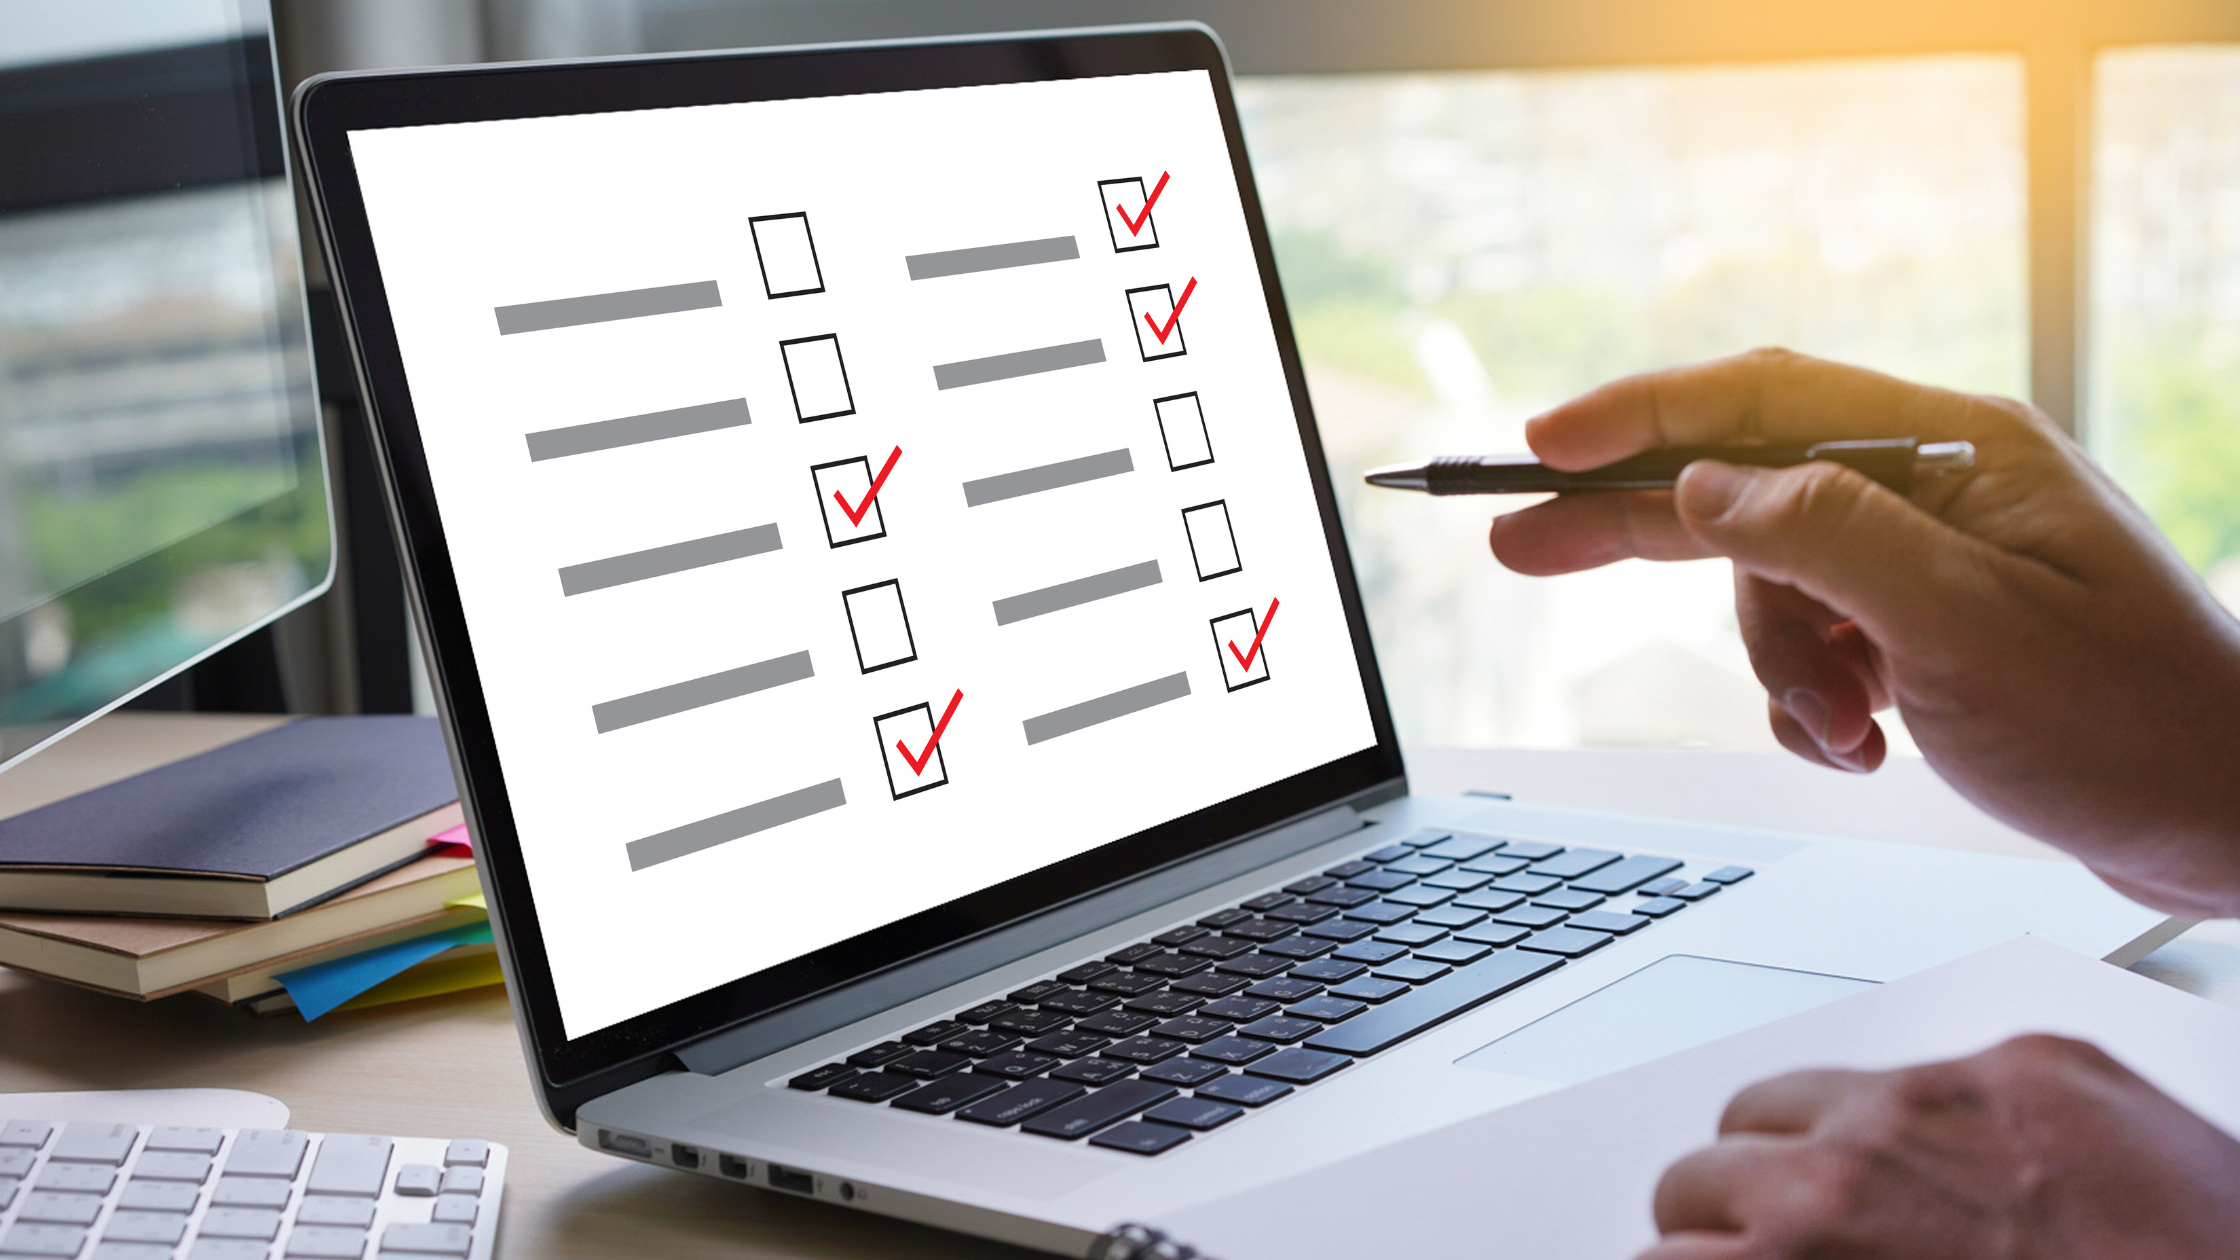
[1533,848,1623,879]
[1496,841,1563,861]
[1307,951,1565,1056]
[1304,886,1379,908]
[1489,874,1563,896]
[1268,902,1339,924]
[1489,905,1567,930]
[1078,1011,1158,1037]
[1383,856,1453,877]
[1216,954,1293,979]
[1241,892,1295,913]
[1245,1047,1351,1084]
[1289,958,1367,984]
[1400,830,1452,847]
[1058,961,1118,985]
[894,1074,1006,1115]
[1422,870,1493,892]
[1141,1058,1228,1087]
[904,1020,969,1046]
[1456,922,1532,947]
[1106,942,1163,965]
[1029,1031,1111,1058]
[789,1063,857,1091]
[1704,865,1755,884]
[1008,979,1069,1004]
[1020,1081,1178,1139]
[1633,896,1686,918]
[1568,909,1651,935]
[1191,1035,1276,1065]
[941,1029,1024,1057]
[1376,923,1448,947]
[1536,888,1606,912]
[1421,836,1499,862]
[829,1072,921,1103]
[974,1051,1061,1079]
[1333,940,1408,965]
[1103,1035,1187,1064]
[846,1041,911,1068]
[1382,886,1455,909]
[1328,976,1410,1003]
[1195,1074,1293,1107]
[1197,907,1253,929]
[1091,971,1168,995]
[1672,881,1724,901]
[1134,952,1212,978]
[1245,977,1323,1003]
[1041,989,1120,1016]
[1150,1016,1234,1043]
[1153,925,1211,947]
[1454,889,1526,913]
[956,1079,1086,1127]
[1144,1098,1245,1131]
[1302,918,1377,942]
[1090,1121,1194,1155]
[1051,1057,1136,1085]
[1413,906,1487,930]
[1518,926,1613,957]
[955,1000,1016,1025]
[1341,902,1417,926]
[1287,995,1367,1023]
[1261,935,1335,961]
[1238,1015,1321,1044]
[1638,877,1688,897]
[1226,918,1296,942]
[991,1009,1072,1036]
[1124,991,1205,1017]
[1181,935,1253,960]
[1363,843,1413,862]
[1374,958,1451,984]
[1568,855,1685,895]
[1414,939,1493,966]
[890,1050,971,1078]
[1171,972,1250,997]
[1199,996,1280,1022]
[1285,876,1338,895]
[1462,854,1530,876]
[1322,859,1376,879]
[1347,870,1415,893]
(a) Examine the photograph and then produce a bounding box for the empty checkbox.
[875,702,949,799]
[750,212,826,298]
[841,579,917,673]
[1127,284,1188,362]
[1181,500,1241,581]
[811,456,887,548]
[781,334,856,422]
[1154,392,1213,470]
[1099,176,1161,253]
[1210,608,1271,691]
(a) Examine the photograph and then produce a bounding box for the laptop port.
[767,1165,815,1195]
[672,1144,701,1170]
[718,1153,750,1180]
[598,1130,651,1158]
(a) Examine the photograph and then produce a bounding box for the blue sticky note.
[276,921,495,1021]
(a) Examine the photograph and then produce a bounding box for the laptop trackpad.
[1458,954,1874,1085]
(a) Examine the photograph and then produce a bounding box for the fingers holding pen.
[1489,489,1715,575]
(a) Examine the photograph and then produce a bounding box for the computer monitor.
[0,1,333,769]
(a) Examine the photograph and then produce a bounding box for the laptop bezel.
[293,23,1403,1109]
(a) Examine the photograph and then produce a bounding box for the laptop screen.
[343,62,1382,1041]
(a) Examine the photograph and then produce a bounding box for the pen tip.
[1363,463,1428,491]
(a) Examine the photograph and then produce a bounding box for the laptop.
[293,24,2177,1255]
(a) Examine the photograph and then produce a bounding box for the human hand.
[1488,348,2240,918]
[1641,1034,2240,1259]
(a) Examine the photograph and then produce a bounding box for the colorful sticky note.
[426,823,472,852]
[447,893,486,911]
[275,920,495,1021]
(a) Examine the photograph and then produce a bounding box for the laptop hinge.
[673,793,1380,1077]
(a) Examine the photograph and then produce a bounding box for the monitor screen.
[345,67,1381,1038]
[0,1,334,767]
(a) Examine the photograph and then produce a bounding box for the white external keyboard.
[0,1120,505,1260]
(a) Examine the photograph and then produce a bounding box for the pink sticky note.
[427,823,472,853]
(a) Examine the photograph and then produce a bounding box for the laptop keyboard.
[784,829,1752,1155]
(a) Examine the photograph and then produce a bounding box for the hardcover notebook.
[0,716,460,919]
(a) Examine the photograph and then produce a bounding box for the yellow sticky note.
[447,893,487,911]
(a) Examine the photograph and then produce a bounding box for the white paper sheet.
[0,1088,288,1129]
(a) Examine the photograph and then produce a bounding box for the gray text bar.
[496,281,722,335]
[1023,673,1193,746]
[907,235,1080,281]
[934,339,1105,390]
[993,560,1162,626]
[627,778,846,871]
[527,398,750,461]
[593,650,814,733]
[963,448,1134,507]
[560,523,781,596]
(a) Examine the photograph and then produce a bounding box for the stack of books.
[0,716,500,1019]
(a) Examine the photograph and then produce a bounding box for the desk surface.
[2,716,2233,1258]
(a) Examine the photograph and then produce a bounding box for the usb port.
[767,1165,815,1195]
[672,1144,701,1170]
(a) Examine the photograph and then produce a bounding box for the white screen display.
[349,70,1379,1038]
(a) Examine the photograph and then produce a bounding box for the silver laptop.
[293,24,2175,1256]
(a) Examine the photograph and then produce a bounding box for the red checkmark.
[1144,277,1197,345]
[897,689,962,776]
[834,446,902,526]
[1115,171,1171,237]
[1228,598,1280,672]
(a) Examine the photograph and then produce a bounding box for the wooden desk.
[1,717,2232,1257]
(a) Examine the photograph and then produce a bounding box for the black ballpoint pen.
[1363,437,1976,496]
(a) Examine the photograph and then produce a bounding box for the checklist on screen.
[348,70,1378,1036]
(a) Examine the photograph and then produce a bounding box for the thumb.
[1675,459,2004,654]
